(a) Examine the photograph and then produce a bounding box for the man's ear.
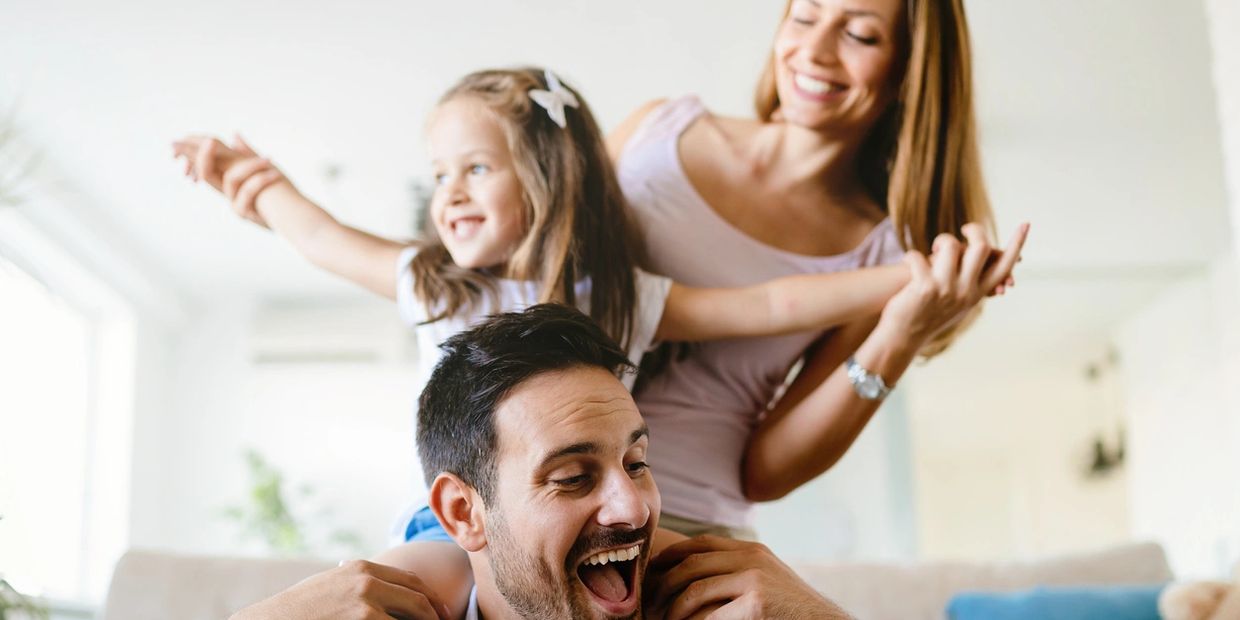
[429,473,487,552]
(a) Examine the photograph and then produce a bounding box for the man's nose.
[595,472,650,531]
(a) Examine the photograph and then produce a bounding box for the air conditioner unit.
[249,299,418,365]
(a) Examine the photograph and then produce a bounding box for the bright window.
[0,254,95,601]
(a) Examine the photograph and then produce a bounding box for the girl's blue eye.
[470,164,489,175]
[434,173,448,185]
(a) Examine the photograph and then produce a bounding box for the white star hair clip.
[529,70,580,129]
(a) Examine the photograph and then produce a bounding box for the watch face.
[859,377,882,399]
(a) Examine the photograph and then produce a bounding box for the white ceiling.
[0,0,1232,348]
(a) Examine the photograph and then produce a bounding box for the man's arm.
[229,560,451,620]
[643,536,853,620]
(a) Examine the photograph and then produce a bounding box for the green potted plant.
[0,577,50,620]
[0,111,37,208]
[222,449,363,557]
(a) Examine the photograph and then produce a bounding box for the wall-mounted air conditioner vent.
[249,299,418,365]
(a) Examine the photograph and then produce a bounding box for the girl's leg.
[372,540,473,618]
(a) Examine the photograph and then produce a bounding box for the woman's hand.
[876,222,1030,351]
[172,134,286,229]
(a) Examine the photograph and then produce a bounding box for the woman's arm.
[655,264,909,342]
[742,315,914,501]
[174,135,405,300]
[742,224,1029,501]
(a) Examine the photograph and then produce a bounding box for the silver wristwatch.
[845,356,892,400]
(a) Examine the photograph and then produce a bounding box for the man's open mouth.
[576,543,642,614]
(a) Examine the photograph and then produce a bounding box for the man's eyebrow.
[540,441,600,467]
[630,426,649,445]
[537,425,650,469]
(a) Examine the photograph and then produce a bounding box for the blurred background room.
[1,0,1238,618]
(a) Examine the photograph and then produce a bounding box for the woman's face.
[773,0,904,135]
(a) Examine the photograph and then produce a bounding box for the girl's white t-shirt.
[391,246,672,538]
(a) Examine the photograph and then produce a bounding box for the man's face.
[485,365,659,620]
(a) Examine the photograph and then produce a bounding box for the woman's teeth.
[582,545,641,566]
[794,73,842,95]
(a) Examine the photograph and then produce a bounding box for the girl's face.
[428,97,528,271]
[773,0,903,136]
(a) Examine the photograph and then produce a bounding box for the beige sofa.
[102,542,1173,620]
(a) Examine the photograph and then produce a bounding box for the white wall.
[906,339,1132,561]
[1117,258,1240,579]
[128,298,422,559]
[1206,0,1240,250]
[756,393,918,563]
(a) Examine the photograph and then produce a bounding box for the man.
[233,305,850,619]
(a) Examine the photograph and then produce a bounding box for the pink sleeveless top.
[617,96,904,528]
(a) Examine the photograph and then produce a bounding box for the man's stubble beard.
[486,506,644,620]
[487,506,576,619]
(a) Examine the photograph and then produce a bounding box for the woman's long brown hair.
[408,68,639,349]
[754,0,994,356]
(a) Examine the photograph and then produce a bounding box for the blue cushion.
[947,585,1166,620]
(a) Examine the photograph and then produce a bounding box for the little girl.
[174,67,917,614]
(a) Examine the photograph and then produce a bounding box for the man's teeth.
[583,545,641,566]
[794,73,841,95]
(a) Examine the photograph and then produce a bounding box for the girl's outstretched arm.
[654,264,910,342]
[173,135,405,300]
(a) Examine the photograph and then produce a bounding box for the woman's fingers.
[981,223,1031,292]
[222,157,272,200]
[930,233,962,289]
[957,223,991,291]
[194,138,224,187]
[902,250,932,284]
[232,169,282,221]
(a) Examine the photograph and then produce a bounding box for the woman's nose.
[800,23,842,68]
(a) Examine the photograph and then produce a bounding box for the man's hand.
[229,559,452,620]
[644,536,852,620]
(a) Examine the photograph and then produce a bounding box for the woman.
[609,0,1025,538]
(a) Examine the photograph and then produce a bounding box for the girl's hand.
[172,134,242,191]
[877,222,1030,350]
[173,135,285,229]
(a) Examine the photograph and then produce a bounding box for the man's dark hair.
[417,303,635,503]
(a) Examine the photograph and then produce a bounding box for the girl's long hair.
[754,0,994,357]
[409,68,639,349]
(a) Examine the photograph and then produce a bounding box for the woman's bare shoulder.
[606,98,669,162]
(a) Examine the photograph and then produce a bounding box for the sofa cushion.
[946,585,1165,620]
[790,542,1173,620]
[101,550,334,620]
